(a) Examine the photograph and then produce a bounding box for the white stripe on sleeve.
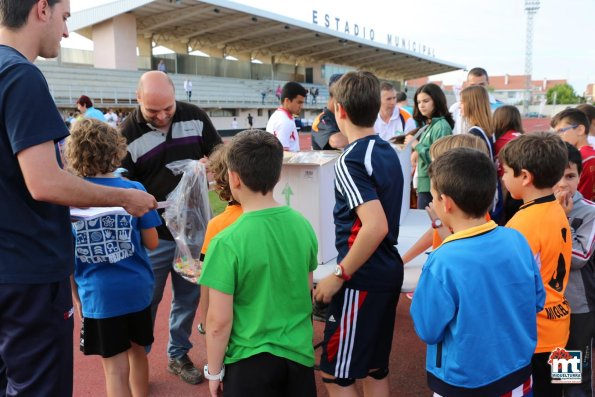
[364,140,375,176]
[335,144,364,209]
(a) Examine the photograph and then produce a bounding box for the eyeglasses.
[555,125,578,134]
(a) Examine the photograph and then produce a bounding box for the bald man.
[120,71,222,385]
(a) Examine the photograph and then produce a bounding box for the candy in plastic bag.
[163,160,211,283]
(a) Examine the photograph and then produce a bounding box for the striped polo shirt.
[120,101,222,240]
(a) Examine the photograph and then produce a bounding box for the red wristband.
[338,263,351,281]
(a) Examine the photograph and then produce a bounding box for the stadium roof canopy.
[69,0,463,81]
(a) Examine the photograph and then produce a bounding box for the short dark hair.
[499,132,568,189]
[413,83,455,128]
[551,108,590,134]
[0,0,60,29]
[577,104,595,124]
[468,67,489,81]
[281,82,307,102]
[226,129,283,195]
[380,82,395,92]
[76,95,93,108]
[328,74,343,98]
[396,91,407,102]
[564,141,583,175]
[329,74,343,88]
[332,71,380,127]
[428,147,496,218]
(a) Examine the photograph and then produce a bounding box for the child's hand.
[554,190,573,215]
[410,151,418,175]
[313,275,343,303]
[208,379,223,397]
[425,202,438,222]
[404,135,418,148]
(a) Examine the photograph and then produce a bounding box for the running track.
[73,284,430,396]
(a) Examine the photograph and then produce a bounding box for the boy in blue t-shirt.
[313,71,404,396]
[65,119,161,397]
[410,147,545,397]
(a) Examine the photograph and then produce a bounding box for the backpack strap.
[468,126,494,161]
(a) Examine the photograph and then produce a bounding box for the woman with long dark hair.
[405,83,454,209]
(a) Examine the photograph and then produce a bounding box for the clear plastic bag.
[163,160,211,283]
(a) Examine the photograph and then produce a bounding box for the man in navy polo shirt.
[0,1,157,395]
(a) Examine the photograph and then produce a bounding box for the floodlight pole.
[524,0,540,115]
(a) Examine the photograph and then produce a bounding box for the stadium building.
[42,0,463,132]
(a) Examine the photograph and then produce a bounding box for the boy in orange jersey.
[196,143,242,335]
[500,132,572,396]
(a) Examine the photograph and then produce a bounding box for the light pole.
[524,0,540,115]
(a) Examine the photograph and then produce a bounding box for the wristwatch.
[431,219,443,229]
[203,364,225,381]
[334,263,351,281]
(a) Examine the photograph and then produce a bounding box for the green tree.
[546,83,579,105]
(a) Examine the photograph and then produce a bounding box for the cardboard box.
[275,144,412,265]
[273,151,339,264]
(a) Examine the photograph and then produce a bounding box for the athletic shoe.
[167,354,203,385]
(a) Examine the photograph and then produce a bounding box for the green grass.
[208,190,227,216]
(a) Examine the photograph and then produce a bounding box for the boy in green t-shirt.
[199,130,318,397]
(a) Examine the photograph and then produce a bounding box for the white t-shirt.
[104,112,118,128]
[266,108,300,152]
[373,106,416,141]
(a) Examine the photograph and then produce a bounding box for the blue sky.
[68,0,594,94]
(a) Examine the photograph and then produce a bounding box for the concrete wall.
[93,14,137,70]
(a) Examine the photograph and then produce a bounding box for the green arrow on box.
[282,183,293,207]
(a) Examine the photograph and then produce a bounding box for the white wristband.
[203,364,225,381]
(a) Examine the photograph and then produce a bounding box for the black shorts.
[319,287,399,380]
[80,306,153,358]
[223,353,315,397]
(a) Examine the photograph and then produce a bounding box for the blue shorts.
[319,287,399,380]
[0,278,73,396]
